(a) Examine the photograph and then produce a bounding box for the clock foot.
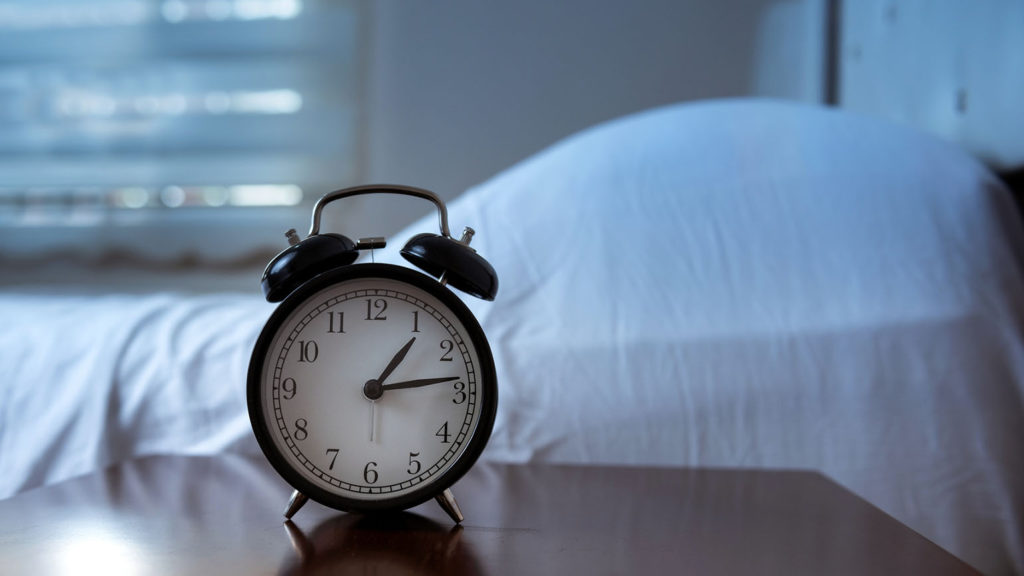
[284,490,309,519]
[435,488,464,523]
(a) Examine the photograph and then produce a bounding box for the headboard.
[831,0,1024,178]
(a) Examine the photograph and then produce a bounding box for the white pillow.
[376,98,1024,574]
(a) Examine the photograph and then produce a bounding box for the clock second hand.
[364,336,419,440]
[369,401,376,442]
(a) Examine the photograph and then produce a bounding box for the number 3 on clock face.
[247,264,498,513]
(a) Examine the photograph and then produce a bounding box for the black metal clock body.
[248,263,497,515]
[247,184,499,521]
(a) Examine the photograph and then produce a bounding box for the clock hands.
[382,376,461,391]
[363,338,460,405]
[362,336,416,401]
[367,373,459,443]
[364,337,415,440]
[377,336,417,385]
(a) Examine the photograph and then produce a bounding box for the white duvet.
[1,99,1022,574]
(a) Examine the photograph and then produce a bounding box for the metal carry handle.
[308,184,451,239]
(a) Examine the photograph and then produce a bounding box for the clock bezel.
[247,263,498,514]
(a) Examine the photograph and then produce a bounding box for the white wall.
[346,0,825,239]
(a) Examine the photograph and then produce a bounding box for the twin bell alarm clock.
[247,185,498,523]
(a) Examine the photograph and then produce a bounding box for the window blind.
[0,0,360,259]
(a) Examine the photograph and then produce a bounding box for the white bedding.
[0,293,264,495]
[1,99,1022,574]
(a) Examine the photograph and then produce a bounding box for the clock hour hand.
[375,336,417,385]
[363,336,417,401]
[381,376,461,391]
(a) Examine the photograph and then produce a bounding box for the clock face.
[248,264,497,512]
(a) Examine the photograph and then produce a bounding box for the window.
[0,0,360,261]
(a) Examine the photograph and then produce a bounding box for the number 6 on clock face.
[248,264,498,513]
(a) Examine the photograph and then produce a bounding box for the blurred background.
[0,0,1021,292]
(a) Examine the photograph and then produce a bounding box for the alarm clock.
[247,185,498,523]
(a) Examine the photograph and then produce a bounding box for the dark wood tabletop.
[0,455,978,575]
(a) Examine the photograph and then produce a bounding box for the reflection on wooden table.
[0,455,979,575]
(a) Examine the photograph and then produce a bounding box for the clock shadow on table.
[279,512,483,576]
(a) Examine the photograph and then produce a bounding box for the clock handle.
[435,488,465,524]
[308,184,452,239]
[302,184,498,301]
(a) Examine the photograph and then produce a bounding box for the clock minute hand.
[375,336,417,385]
[382,376,461,391]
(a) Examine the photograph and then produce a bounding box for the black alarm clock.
[247,185,498,523]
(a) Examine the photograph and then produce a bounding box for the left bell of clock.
[261,231,360,302]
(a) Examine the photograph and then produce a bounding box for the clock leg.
[284,490,309,519]
[435,488,464,523]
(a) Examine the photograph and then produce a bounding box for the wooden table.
[0,455,977,575]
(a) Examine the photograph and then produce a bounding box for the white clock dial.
[258,275,485,502]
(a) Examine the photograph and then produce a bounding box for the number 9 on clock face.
[247,264,498,513]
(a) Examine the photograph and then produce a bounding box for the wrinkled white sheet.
[0,293,266,495]
[1,99,1022,574]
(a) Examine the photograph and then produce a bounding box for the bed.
[1,99,1022,574]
